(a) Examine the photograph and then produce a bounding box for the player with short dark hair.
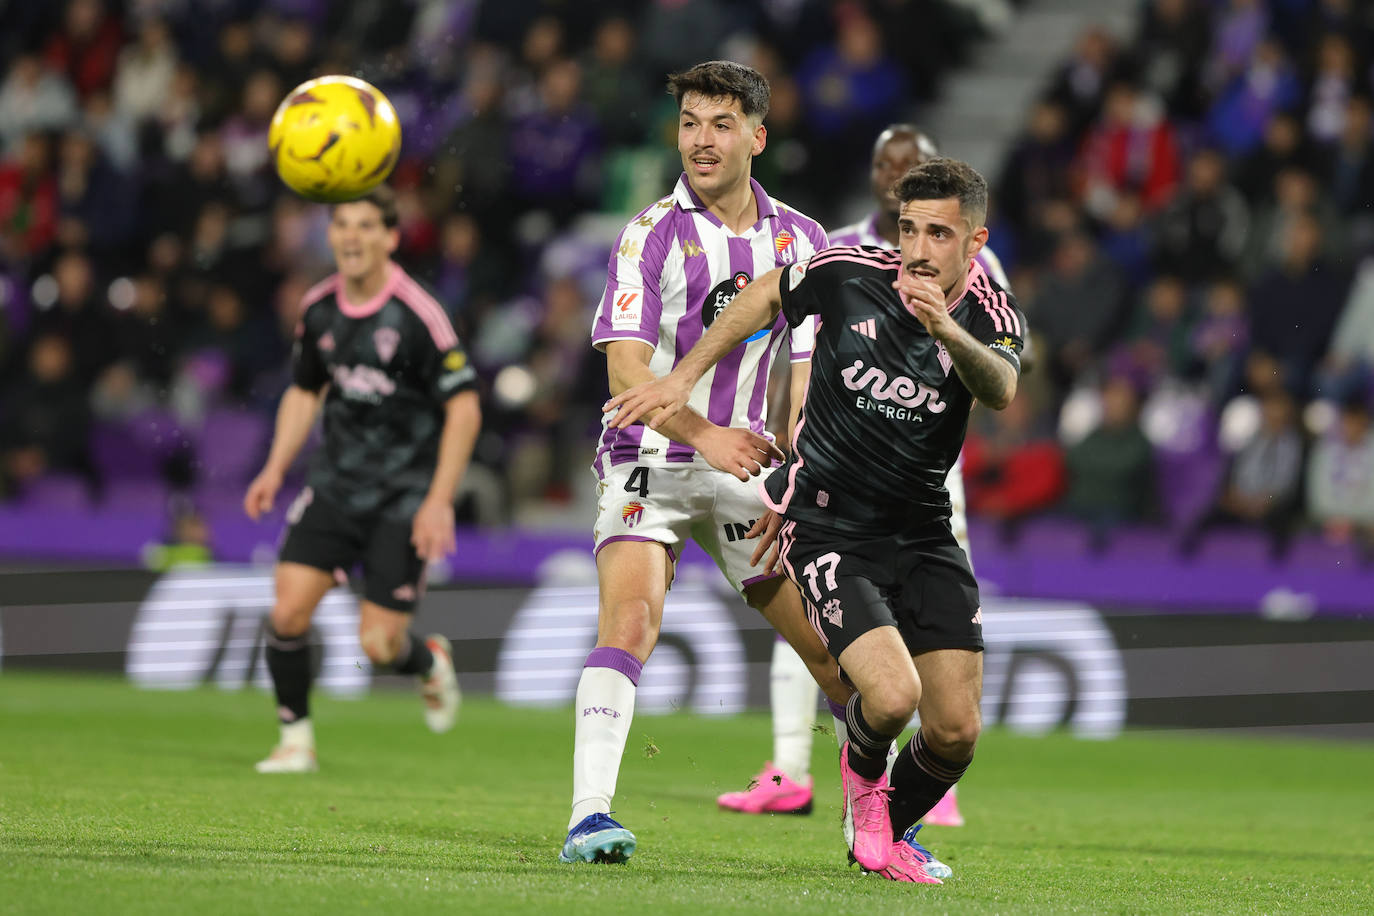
[607,157,1026,884]
[724,125,1004,831]
[559,59,853,865]
[244,189,481,773]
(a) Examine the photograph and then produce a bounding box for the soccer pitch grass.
[2,672,1371,915]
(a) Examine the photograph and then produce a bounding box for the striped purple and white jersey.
[829,212,1012,289]
[591,174,828,478]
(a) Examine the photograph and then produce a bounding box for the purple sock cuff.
[827,698,847,719]
[585,647,643,686]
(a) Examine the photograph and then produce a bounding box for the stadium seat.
[17,473,92,510]
[192,408,271,488]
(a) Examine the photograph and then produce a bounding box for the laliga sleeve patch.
[611,290,642,330]
[787,261,808,291]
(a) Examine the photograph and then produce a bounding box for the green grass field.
[2,672,1371,915]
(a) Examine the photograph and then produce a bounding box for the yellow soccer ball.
[268,75,402,203]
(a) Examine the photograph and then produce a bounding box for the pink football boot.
[839,741,893,871]
[923,786,965,827]
[717,763,814,814]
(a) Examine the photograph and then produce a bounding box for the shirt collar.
[947,257,988,313]
[673,174,779,226]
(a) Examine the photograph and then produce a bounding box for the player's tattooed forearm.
[944,333,1015,408]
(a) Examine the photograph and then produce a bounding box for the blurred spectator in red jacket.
[1075,79,1181,218]
[42,0,123,100]
[0,133,58,261]
[963,394,1066,525]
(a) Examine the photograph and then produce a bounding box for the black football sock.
[265,627,312,723]
[391,631,435,676]
[888,728,972,839]
[844,693,900,781]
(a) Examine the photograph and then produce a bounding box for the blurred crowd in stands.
[1,0,1373,563]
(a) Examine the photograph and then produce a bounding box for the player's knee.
[602,597,657,656]
[866,682,921,734]
[923,715,981,759]
[359,625,401,665]
[269,605,311,639]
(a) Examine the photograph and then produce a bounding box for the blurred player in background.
[559,60,852,865]
[607,158,1025,883]
[722,125,1010,826]
[243,187,481,773]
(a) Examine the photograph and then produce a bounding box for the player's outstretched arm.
[605,268,787,430]
[244,385,326,520]
[893,273,1018,410]
[412,390,481,560]
[603,340,782,481]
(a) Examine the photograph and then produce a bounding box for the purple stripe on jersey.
[605,422,646,470]
[795,211,831,255]
[665,217,713,462]
[747,315,787,435]
[741,571,781,588]
[704,236,756,428]
[592,210,673,344]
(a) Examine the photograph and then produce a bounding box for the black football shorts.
[776,515,983,661]
[279,487,426,612]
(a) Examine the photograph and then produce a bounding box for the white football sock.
[770,640,818,783]
[280,718,314,749]
[569,664,637,830]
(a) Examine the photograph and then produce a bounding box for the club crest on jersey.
[936,340,952,376]
[621,501,645,528]
[822,598,843,627]
[317,331,335,353]
[704,271,769,342]
[774,230,795,263]
[373,327,400,365]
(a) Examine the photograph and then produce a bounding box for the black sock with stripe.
[887,728,972,839]
[265,627,312,724]
[391,632,434,676]
[844,693,900,781]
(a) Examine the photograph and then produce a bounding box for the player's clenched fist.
[892,273,957,340]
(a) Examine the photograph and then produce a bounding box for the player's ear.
[966,225,988,261]
[386,227,400,254]
[751,122,767,157]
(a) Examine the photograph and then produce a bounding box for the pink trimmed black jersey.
[590,174,828,477]
[292,263,477,520]
[763,246,1027,535]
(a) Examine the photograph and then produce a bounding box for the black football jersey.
[763,245,1027,534]
[291,264,477,520]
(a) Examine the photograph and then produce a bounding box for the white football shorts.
[593,462,780,594]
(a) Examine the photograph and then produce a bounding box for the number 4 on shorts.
[624,466,649,497]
